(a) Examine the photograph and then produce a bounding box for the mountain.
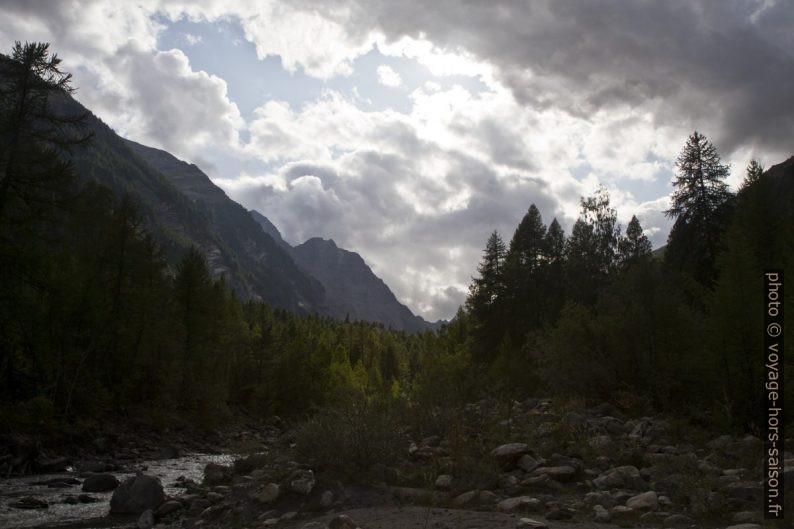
[34,85,439,331]
[250,212,434,332]
[56,93,325,313]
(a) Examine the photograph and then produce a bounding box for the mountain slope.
[56,92,324,313]
[250,212,433,332]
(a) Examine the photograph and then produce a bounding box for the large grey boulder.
[109,475,165,514]
[491,443,531,470]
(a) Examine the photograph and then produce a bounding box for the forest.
[1,41,792,442]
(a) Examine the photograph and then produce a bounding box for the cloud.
[376,64,402,87]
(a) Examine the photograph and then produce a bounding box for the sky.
[2,1,793,321]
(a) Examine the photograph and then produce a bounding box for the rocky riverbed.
[0,400,791,529]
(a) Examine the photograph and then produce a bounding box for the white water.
[0,453,234,528]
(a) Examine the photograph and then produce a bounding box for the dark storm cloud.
[298,0,793,158]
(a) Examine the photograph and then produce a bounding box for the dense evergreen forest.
[1,42,792,439]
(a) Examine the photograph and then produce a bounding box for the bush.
[295,399,405,473]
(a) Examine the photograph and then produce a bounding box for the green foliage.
[295,399,406,473]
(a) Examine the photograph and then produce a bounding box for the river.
[0,453,234,528]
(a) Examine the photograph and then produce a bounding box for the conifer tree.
[739,159,764,191]
[664,131,732,282]
[618,215,652,267]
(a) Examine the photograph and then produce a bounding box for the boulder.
[592,465,644,490]
[533,465,577,483]
[663,513,694,526]
[592,504,611,522]
[491,443,531,470]
[110,475,165,514]
[289,469,316,495]
[156,500,183,517]
[626,491,658,511]
[516,518,548,529]
[203,462,232,486]
[136,509,154,529]
[329,514,358,529]
[435,474,453,490]
[497,496,542,512]
[546,508,574,520]
[517,454,541,473]
[82,473,120,492]
[10,497,48,509]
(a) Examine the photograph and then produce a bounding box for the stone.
[534,465,577,483]
[329,514,358,529]
[302,523,327,529]
[156,500,183,517]
[491,443,531,470]
[626,491,658,511]
[722,481,761,502]
[78,494,99,503]
[82,472,120,492]
[136,509,154,529]
[10,497,48,509]
[732,511,761,524]
[435,474,453,490]
[546,508,574,520]
[639,511,669,523]
[289,469,316,495]
[203,462,232,486]
[497,496,542,512]
[517,454,541,473]
[516,518,548,529]
[593,465,644,490]
[156,446,180,460]
[609,505,635,524]
[724,525,761,529]
[110,475,166,515]
[593,504,610,522]
[663,513,694,526]
[206,492,224,503]
[498,473,519,489]
[256,482,281,503]
[320,490,334,507]
[521,473,563,493]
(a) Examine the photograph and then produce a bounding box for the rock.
[82,473,120,492]
[421,435,441,447]
[329,514,358,529]
[610,505,635,524]
[593,504,611,522]
[281,511,298,520]
[78,494,99,503]
[593,465,644,490]
[498,473,519,489]
[156,446,180,460]
[206,491,224,503]
[626,491,658,511]
[724,525,761,529]
[521,473,563,493]
[639,511,669,523]
[156,500,183,517]
[517,454,541,473]
[10,497,48,509]
[253,483,281,504]
[110,475,166,514]
[491,443,531,470]
[203,462,232,486]
[302,523,327,529]
[453,489,496,506]
[435,474,453,490]
[497,496,542,512]
[289,469,316,495]
[732,511,761,524]
[516,518,548,529]
[546,508,574,520]
[320,490,334,507]
[533,465,577,483]
[137,509,154,529]
[663,513,694,526]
